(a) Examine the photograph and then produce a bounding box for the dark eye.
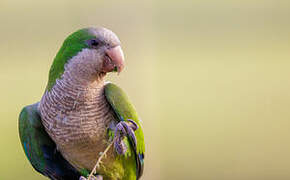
[87,39,99,48]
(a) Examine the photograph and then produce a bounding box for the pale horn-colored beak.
[105,46,125,74]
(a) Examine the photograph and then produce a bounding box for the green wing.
[104,83,145,179]
[18,103,81,180]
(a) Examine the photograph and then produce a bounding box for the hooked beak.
[105,46,125,74]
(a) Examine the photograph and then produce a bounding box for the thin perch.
[87,138,116,179]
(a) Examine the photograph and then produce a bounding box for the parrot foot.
[114,119,138,155]
[79,175,103,180]
[87,120,138,180]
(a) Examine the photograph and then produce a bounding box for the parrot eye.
[87,39,100,48]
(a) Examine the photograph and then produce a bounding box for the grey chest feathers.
[38,79,117,170]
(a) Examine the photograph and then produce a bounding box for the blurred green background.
[1,0,290,179]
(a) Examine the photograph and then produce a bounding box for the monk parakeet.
[18,27,145,180]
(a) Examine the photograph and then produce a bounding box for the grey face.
[87,27,121,49]
[86,27,124,74]
[65,28,125,80]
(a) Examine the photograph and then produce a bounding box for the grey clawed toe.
[113,120,138,155]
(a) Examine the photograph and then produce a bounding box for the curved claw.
[126,119,139,131]
[114,121,128,154]
[114,134,127,154]
[113,120,138,155]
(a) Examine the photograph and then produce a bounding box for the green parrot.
[18,27,145,180]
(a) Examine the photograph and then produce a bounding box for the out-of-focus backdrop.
[1,0,290,179]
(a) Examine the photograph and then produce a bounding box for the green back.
[18,103,81,179]
[104,83,145,179]
[19,103,48,172]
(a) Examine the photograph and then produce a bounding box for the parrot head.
[46,27,124,90]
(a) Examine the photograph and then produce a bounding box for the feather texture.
[18,103,81,180]
[105,83,145,179]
